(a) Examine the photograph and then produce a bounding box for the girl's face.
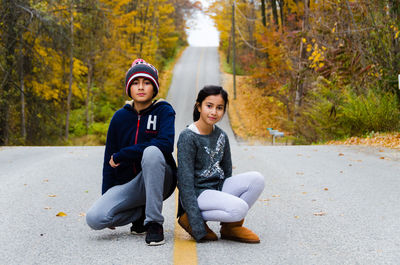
[130,77,154,103]
[197,94,225,126]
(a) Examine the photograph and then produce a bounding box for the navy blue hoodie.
[102,99,177,196]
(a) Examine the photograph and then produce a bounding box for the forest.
[0,0,197,145]
[1,0,400,146]
[209,0,400,144]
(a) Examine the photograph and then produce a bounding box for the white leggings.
[197,171,265,222]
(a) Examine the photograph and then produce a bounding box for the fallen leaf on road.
[79,212,86,217]
[44,207,51,210]
[296,172,304,175]
[302,192,307,194]
[294,216,300,219]
[272,195,280,198]
[48,194,57,197]
[324,188,329,191]
[313,211,326,216]
[338,153,344,156]
[43,179,49,182]
[380,157,385,159]
[56,212,67,217]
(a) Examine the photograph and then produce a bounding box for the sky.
[186,0,220,47]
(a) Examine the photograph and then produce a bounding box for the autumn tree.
[210,0,400,143]
[0,0,195,145]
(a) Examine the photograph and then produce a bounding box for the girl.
[177,85,265,243]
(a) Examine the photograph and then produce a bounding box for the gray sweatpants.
[86,146,174,230]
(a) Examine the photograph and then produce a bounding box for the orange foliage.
[222,71,286,142]
[327,133,400,150]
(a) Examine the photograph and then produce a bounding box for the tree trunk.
[278,0,285,32]
[65,6,74,141]
[19,35,26,142]
[294,0,309,120]
[261,0,266,27]
[270,0,279,28]
[85,59,93,134]
[227,34,231,64]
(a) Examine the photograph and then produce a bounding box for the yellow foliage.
[308,43,326,69]
[287,0,304,16]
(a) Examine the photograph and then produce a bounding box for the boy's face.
[130,77,154,103]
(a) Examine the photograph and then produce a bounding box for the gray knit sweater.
[177,125,232,241]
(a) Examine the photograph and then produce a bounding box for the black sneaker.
[130,219,146,235]
[145,222,165,246]
[130,208,146,235]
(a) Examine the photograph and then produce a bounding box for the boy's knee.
[86,208,108,230]
[142,146,164,165]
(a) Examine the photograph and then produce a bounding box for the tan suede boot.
[220,219,260,243]
[178,213,218,241]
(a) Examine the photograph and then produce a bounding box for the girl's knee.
[249,171,265,190]
[228,200,249,222]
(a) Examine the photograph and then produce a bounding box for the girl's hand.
[109,155,120,168]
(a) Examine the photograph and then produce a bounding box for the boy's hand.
[109,155,120,168]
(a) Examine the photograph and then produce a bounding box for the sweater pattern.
[201,133,225,180]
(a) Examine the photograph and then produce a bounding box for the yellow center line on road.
[173,190,197,265]
[173,48,205,265]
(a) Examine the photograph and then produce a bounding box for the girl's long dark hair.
[193,85,229,121]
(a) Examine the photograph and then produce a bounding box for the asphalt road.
[1,47,400,265]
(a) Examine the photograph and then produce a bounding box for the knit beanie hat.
[125,59,159,98]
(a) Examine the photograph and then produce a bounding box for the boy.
[86,59,177,246]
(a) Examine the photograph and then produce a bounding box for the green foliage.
[69,108,86,137]
[339,90,400,136]
[293,76,400,144]
[221,54,245,76]
[88,121,109,145]
[93,102,115,123]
